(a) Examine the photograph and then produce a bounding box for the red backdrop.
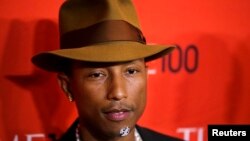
[1,0,250,141]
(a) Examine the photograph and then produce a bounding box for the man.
[32,0,183,141]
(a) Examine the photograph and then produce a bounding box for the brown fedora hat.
[32,0,175,72]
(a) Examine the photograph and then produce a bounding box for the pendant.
[120,126,130,137]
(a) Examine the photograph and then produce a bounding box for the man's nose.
[107,75,128,101]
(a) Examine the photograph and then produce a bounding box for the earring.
[66,89,73,102]
[68,94,74,102]
[63,86,73,102]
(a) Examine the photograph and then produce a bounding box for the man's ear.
[57,73,74,102]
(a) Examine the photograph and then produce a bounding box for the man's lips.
[103,109,131,121]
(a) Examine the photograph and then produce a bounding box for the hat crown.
[31,0,175,72]
[59,0,140,35]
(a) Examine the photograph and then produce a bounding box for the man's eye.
[126,68,139,75]
[88,72,105,78]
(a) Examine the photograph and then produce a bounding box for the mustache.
[101,101,134,113]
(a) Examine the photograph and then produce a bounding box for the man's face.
[60,59,147,138]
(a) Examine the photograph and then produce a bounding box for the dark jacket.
[57,119,183,141]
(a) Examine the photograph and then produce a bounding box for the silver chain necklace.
[75,125,143,141]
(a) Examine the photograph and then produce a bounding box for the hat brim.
[32,41,175,72]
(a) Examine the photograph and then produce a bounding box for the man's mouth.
[103,109,131,121]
